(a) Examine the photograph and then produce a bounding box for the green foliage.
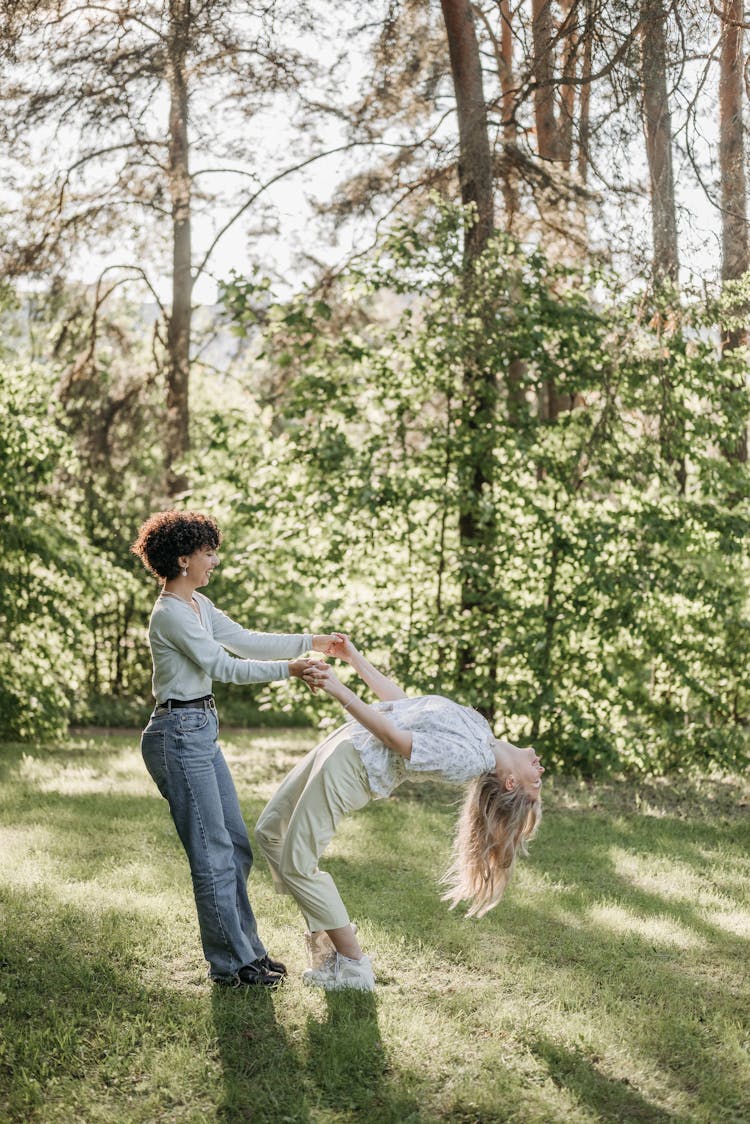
[2,215,749,773]
[211,207,750,773]
[0,358,96,737]
[0,287,159,739]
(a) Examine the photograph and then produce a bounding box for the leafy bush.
[0,360,99,738]
[212,211,750,774]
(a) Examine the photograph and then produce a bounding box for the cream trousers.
[255,726,372,932]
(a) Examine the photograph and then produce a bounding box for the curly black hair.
[131,511,222,581]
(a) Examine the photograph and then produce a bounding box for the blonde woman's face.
[511,745,545,799]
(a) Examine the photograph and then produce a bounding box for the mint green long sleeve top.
[148,591,312,704]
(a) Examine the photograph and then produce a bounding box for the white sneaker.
[302,956,337,987]
[303,952,375,992]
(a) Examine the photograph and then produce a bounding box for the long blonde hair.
[440,772,542,917]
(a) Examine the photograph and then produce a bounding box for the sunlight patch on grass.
[219,730,315,800]
[587,903,706,949]
[0,821,189,925]
[700,907,750,938]
[0,825,56,886]
[520,865,584,897]
[18,748,151,797]
[52,879,187,920]
[611,845,746,917]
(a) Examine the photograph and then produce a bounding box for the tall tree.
[315,3,652,274]
[718,0,748,463]
[577,0,594,185]
[639,0,679,284]
[638,0,686,493]
[0,0,315,496]
[165,0,192,495]
[719,0,748,295]
[439,0,499,709]
[472,0,519,230]
[531,0,566,163]
[439,0,495,258]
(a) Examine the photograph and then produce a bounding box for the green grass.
[0,730,748,1123]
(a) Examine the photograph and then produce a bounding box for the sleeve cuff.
[405,731,429,770]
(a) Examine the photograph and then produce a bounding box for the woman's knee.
[278,831,320,884]
[254,809,280,857]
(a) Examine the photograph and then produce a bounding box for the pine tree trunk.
[440,0,494,260]
[639,0,685,491]
[719,0,749,462]
[499,0,519,230]
[439,0,497,713]
[577,4,593,184]
[639,0,679,285]
[558,0,578,170]
[531,0,562,162]
[530,1,577,422]
[165,0,192,498]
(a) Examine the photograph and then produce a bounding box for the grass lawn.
[0,728,748,1123]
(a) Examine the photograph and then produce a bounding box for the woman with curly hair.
[255,635,543,992]
[132,509,335,989]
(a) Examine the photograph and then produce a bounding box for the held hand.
[307,663,348,701]
[289,657,329,693]
[323,632,359,663]
[312,633,345,657]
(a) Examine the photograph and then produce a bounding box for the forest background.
[1,0,749,777]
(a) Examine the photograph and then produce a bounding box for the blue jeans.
[140,704,266,981]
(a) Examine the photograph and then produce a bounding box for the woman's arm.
[207,603,341,661]
[207,601,313,660]
[158,605,325,687]
[325,635,407,701]
[311,664,413,759]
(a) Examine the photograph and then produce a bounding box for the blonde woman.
[255,635,543,991]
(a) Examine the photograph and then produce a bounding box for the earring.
[181,568,188,577]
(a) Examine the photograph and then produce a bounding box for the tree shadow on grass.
[211,987,311,1124]
[1,881,313,1124]
[0,887,206,1122]
[530,1038,678,1122]
[351,790,749,981]
[305,990,422,1123]
[302,797,749,1120]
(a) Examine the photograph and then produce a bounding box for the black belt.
[155,695,216,713]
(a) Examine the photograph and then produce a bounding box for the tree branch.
[92,263,167,320]
[192,139,426,282]
[43,3,164,39]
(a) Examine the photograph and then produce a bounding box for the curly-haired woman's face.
[181,545,220,587]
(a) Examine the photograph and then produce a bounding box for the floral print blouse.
[346,694,497,799]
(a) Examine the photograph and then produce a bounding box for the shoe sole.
[320,979,375,991]
[302,975,375,991]
[214,976,284,989]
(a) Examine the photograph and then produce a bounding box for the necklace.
[162,590,199,611]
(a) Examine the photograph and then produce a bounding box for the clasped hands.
[288,632,352,694]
